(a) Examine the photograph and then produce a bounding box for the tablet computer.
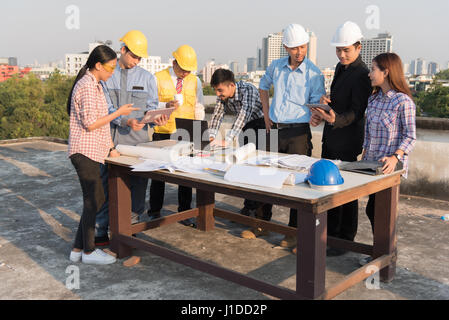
[305,104,332,112]
[140,107,176,124]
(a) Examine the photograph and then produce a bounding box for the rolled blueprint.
[225,143,256,164]
[116,145,180,162]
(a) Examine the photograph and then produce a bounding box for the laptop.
[175,118,211,151]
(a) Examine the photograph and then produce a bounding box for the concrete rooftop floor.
[0,139,448,300]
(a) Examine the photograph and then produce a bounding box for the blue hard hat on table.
[307,159,344,188]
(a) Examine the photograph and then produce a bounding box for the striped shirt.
[209,81,264,142]
[363,89,416,177]
[68,71,112,164]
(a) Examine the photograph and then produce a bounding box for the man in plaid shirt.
[209,69,267,219]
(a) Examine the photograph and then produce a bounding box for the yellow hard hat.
[120,30,149,58]
[172,45,198,71]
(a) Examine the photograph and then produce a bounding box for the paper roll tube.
[225,143,256,164]
[116,145,180,162]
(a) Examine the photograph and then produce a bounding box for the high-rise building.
[410,58,427,75]
[257,48,263,70]
[0,57,17,66]
[230,61,239,74]
[261,32,287,70]
[247,57,257,73]
[427,62,439,76]
[321,68,335,94]
[202,60,229,84]
[260,28,317,70]
[307,29,317,65]
[361,33,393,69]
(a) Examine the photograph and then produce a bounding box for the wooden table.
[106,155,402,300]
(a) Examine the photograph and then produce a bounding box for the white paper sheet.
[224,165,306,189]
[116,144,180,162]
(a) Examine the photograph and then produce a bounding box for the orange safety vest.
[154,68,197,134]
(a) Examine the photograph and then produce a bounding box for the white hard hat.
[283,24,310,48]
[330,21,364,47]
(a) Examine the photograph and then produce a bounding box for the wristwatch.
[393,153,401,162]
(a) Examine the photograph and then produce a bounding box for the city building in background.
[410,58,427,76]
[29,61,66,80]
[229,61,239,75]
[361,33,393,68]
[0,57,18,66]
[306,29,317,65]
[427,62,440,76]
[261,32,287,70]
[260,28,317,70]
[201,60,229,84]
[321,67,335,94]
[65,41,170,76]
[247,57,257,73]
[0,65,31,82]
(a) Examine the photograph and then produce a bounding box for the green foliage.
[415,85,449,118]
[203,85,215,96]
[0,72,74,140]
[434,69,449,80]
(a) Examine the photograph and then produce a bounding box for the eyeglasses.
[102,63,116,73]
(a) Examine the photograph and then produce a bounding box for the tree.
[415,85,449,118]
[0,72,74,140]
[203,85,215,96]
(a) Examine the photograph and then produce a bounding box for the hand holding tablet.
[139,107,176,124]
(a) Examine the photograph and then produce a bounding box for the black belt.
[273,122,309,130]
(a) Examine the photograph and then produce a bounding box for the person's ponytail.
[67,45,117,115]
[67,65,88,115]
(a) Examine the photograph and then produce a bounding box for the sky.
[1,0,448,70]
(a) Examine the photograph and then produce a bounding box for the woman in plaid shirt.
[67,45,139,265]
[360,53,416,264]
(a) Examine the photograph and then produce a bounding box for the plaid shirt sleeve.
[209,98,225,139]
[398,96,417,155]
[76,84,99,129]
[225,87,258,141]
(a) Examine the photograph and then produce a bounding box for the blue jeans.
[95,164,148,237]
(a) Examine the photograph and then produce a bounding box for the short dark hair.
[211,69,235,87]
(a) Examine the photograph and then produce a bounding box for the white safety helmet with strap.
[330,21,364,47]
[282,24,310,48]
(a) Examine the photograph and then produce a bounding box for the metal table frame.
[107,158,400,300]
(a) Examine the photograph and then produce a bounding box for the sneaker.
[179,218,196,228]
[359,255,373,266]
[95,235,110,247]
[280,235,296,248]
[82,249,116,265]
[69,250,82,262]
[241,227,269,239]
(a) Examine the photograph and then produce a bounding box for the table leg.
[108,165,132,259]
[373,185,399,282]
[297,209,327,299]
[196,189,215,232]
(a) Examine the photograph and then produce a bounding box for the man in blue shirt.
[240,24,325,249]
[94,30,167,246]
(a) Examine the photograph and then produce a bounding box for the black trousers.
[70,153,106,253]
[256,124,313,228]
[322,143,359,241]
[149,133,192,214]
